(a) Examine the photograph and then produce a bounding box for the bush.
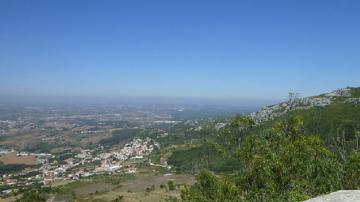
[343,151,360,189]
[181,170,239,202]
[111,195,124,202]
[182,116,344,202]
[145,185,155,192]
[168,181,176,191]
[15,190,46,202]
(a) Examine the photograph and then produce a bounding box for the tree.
[71,191,78,202]
[273,115,303,137]
[204,139,225,169]
[181,170,239,202]
[221,115,255,148]
[237,117,341,201]
[333,124,348,161]
[112,195,124,202]
[343,151,360,189]
[183,116,342,202]
[168,180,176,191]
[15,190,46,202]
[355,131,360,150]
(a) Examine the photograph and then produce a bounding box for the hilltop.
[251,87,360,123]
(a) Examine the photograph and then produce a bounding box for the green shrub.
[168,181,176,191]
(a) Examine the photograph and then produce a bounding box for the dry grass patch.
[0,153,36,165]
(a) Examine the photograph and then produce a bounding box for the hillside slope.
[251,87,360,123]
[177,87,360,202]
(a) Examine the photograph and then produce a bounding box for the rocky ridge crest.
[250,87,360,124]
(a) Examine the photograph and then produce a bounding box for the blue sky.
[0,0,359,100]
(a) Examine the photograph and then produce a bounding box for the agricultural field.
[50,174,194,202]
[0,153,36,165]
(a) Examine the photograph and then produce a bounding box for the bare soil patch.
[0,153,36,165]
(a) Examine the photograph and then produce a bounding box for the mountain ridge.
[250,87,360,123]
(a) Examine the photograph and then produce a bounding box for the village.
[0,137,166,196]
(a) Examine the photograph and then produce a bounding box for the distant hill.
[251,87,360,123]
[249,87,360,160]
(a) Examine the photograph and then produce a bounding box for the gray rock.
[304,190,360,202]
[323,88,352,97]
[250,87,356,124]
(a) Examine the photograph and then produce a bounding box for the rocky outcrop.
[304,190,360,202]
[250,88,356,123]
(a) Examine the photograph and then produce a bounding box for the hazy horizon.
[0,94,281,109]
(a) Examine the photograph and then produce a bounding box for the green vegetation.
[0,136,8,142]
[168,180,176,191]
[221,115,255,148]
[0,162,34,174]
[343,151,360,189]
[145,185,156,192]
[350,87,360,97]
[278,102,360,160]
[181,170,239,202]
[168,144,239,173]
[181,114,360,201]
[53,174,134,194]
[51,151,76,164]
[111,195,124,202]
[99,129,140,147]
[25,142,54,153]
[15,190,46,202]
